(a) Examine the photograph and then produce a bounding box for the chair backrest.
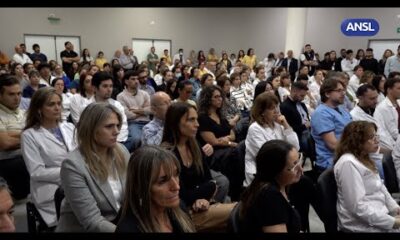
[54,187,65,220]
[316,168,338,233]
[383,152,399,194]
[227,202,241,233]
[26,201,50,233]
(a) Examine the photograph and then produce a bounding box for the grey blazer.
[56,143,130,232]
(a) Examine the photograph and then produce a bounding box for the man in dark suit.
[281,50,299,82]
[280,81,311,155]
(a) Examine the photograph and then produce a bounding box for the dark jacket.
[281,58,298,82]
[280,97,310,140]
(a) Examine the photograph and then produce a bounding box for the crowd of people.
[2,41,400,233]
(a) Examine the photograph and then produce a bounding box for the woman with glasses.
[172,80,197,109]
[239,140,302,233]
[197,85,243,201]
[244,92,318,232]
[334,121,400,232]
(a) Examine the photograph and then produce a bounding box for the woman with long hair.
[334,121,400,232]
[197,85,244,201]
[69,73,94,124]
[372,74,386,103]
[240,140,302,233]
[21,87,76,229]
[161,102,235,232]
[116,145,195,232]
[56,103,130,232]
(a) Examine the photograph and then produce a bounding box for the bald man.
[0,177,15,232]
[12,44,32,65]
[141,92,171,146]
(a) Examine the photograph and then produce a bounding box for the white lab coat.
[244,121,299,187]
[373,97,399,151]
[21,122,77,227]
[350,105,393,150]
[335,153,400,232]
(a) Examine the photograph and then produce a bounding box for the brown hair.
[334,121,377,172]
[251,92,279,125]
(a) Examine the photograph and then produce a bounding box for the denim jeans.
[127,120,149,152]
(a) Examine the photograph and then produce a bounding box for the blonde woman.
[56,103,130,232]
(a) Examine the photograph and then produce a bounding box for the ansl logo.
[341,19,380,36]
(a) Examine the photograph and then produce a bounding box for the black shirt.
[173,148,215,206]
[198,113,231,149]
[116,209,185,233]
[60,50,78,80]
[359,58,379,74]
[241,184,301,233]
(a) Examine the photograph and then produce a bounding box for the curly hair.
[198,85,225,119]
[333,121,377,172]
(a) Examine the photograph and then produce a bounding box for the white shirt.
[69,94,92,125]
[349,74,360,94]
[108,175,122,210]
[335,153,400,232]
[341,58,359,77]
[13,53,32,65]
[61,93,73,122]
[373,97,400,150]
[244,121,299,187]
[309,80,322,104]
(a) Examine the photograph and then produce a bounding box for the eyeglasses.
[368,134,380,142]
[331,88,346,94]
[287,153,303,172]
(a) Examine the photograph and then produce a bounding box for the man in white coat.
[374,78,400,151]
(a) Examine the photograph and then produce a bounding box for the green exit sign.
[398,27,400,33]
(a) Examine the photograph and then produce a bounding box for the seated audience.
[161,102,235,232]
[56,103,130,232]
[0,74,30,200]
[116,146,195,232]
[21,87,76,228]
[52,78,73,122]
[23,70,46,98]
[334,121,400,232]
[69,73,94,124]
[240,140,302,233]
[0,177,15,232]
[141,92,171,146]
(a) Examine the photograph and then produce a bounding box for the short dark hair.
[0,74,20,93]
[122,70,139,86]
[366,48,373,52]
[37,63,51,72]
[64,41,71,46]
[346,49,353,55]
[92,71,113,89]
[177,80,192,91]
[388,71,400,79]
[200,73,213,85]
[356,84,377,97]
[384,78,400,95]
[305,44,311,47]
[297,74,309,82]
[320,76,345,103]
[32,44,39,50]
[353,65,363,72]
[291,81,309,91]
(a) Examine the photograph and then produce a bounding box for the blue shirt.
[141,118,164,146]
[311,104,352,169]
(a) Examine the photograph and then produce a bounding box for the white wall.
[0,8,287,63]
[0,8,397,63]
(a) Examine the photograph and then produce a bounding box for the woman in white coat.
[244,92,299,187]
[21,87,76,228]
[334,121,400,232]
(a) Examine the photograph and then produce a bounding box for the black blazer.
[279,97,309,140]
[281,58,298,81]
